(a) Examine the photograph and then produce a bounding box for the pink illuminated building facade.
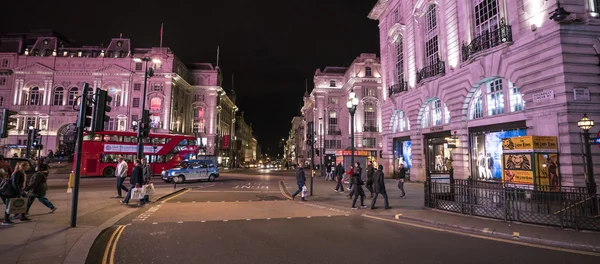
[299,54,383,167]
[370,0,600,186]
[0,30,243,162]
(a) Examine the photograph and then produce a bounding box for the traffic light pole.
[137,59,150,160]
[71,83,91,227]
[310,122,315,196]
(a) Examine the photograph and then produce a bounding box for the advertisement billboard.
[484,129,527,180]
[402,141,412,169]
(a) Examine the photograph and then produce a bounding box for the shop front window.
[470,128,527,181]
[427,138,452,172]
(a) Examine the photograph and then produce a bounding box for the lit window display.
[470,128,526,181]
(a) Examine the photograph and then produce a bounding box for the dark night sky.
[0,0,380,157]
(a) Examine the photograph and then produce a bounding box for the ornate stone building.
[370,0,600,186]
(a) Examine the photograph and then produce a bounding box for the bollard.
[67,171,74,193]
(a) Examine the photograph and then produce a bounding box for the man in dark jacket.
[122,159,144,205]
[348,162,362,198]
[141,158,152,204]
[291,162,306,201]
[371,165,391,209]
[398,164,406,197]
[366,161,375,198]
[350,164,367,209]
[25,164,56,214]
[334,162,345,192]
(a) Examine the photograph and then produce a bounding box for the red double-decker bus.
[75,131,198,177]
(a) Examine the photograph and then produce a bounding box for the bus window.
[83,134,94,141]
[188,140,196,146]
[178,139,188,146]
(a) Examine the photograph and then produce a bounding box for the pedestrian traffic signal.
[0,108,18,138]
[92,89,112,132]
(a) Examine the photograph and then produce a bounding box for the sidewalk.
[0,184,184,264]
[283,176,600,253]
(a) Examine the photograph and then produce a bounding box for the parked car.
[161,159,219,183]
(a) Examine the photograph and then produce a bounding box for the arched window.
[26,87,41,105]
[390,110,410,133]
[150,97,162,111]
[108,87,121,107]
[68,87,78,106]
[53,87,64,106]
[467,78,524,120]
[421,99,449,128]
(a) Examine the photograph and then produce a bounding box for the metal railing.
[363,125,378,132]
[424,179,600,231]
[462,18,512,62]
[388,81,408,97]
[327,129,341,136]
[417,58,445,83]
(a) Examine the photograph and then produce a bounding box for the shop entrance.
[425,131,453,173]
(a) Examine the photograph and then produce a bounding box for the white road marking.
[223,220,229,222]
[201,221,206,223]
[287,217,292,219]
[152,222,158,225]
[177,221,183,224]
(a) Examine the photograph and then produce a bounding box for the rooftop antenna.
[231,72,235,92]
[160,23,164,48]
[119,33,122,38]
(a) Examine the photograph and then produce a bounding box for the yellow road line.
[102,225,124,264]
[109,225,127,264]
[361,214,600,257]
[160,188,191,204]
[278,181,292,200]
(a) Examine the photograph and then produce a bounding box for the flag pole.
[160,23,164,48]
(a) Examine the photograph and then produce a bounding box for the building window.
[68,87,78,106]
[325,140,342,149]
[53,87,64,106]
[132,97,140,108]
[0,97,3,106]
[363,138,376,148]
[424,4,439,67]
[134,83,141,91]
[365,67,372,77]
[364,102,377,131]
[132,115,138,123]
[394,8,400,23]
[509,83,524,112]
[330,80,336,87]
[151,84,163,91]
[391,110,410,132]
[363,88,375,97]
[328,111,337,134]
[487,79,504,116]
[195,94,204,101]
[473,0,500,40]
[469,89,483,119]
[25,87,41,105]
[108,87,121,107]
[1,59,8,68]
[328,97,338,104]
[118,119,126,131]
[395,36,404,84]
[0,77,6,86]
[150,97,162,112]
[135,62,143,71]
[421,99,448,128]
[106,117,115,131]
[26,117,36,129]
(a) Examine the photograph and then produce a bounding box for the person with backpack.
[25,163,56,214]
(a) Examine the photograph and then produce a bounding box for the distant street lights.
[133,57,161,159]
[346,90,359,166]
[577,113,597,214]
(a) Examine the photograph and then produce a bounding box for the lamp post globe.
[578,113,597,214]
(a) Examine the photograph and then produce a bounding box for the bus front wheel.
[103,167,116,177]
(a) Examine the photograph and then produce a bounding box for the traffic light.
[31,129,41,149]
[92,89,112,132]
[138,109,150,138]
[0,109,18,138]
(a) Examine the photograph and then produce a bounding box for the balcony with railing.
[327,129,342,136]
[363,125,378,132]
[388,81,408,97]
[417,58,445,83]
[462,18,512,62]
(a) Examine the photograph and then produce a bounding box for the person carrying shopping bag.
[121,159,145,206]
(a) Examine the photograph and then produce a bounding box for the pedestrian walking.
[121,159,144,206]
[371,164,391,209]
[25,163,56,214]
[291,162,306,201]
[6,162,31,222]
[366,161,375,198]
[334,162,345,192]
[350,165,367,209]
[398,164,406,198]
[345,165,355,197]
[1,155,14,225]
[348,162,362,198]
[141,158,152,204]
[325,163,332,181]
[113,156,129,199]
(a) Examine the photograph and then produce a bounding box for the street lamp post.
[133,57,161,160]
[319,117,323,176]
[577,113,597,214]
[346,90,359,167]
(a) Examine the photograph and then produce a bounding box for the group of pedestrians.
[1,155,56,226]
[332,160,407,210]
[113,156,152,206]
